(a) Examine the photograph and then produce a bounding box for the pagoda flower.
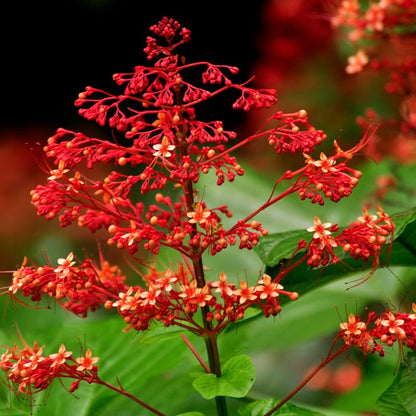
[152,136,175,158]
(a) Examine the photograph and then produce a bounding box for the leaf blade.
[192,355,256,400]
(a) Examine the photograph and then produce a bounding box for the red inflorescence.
[332,0,416,162]
[27,16,338,264]
[10,254,127,317]
[0,342,99,395]
[338,303,416,356]
[305,206,394,276]
[10,255,298,334]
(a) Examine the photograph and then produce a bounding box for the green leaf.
[238,399,325,416]
[192,354,256,400]
[139,321,186,344]
[0,410,32,416]
[376,351,416,416]
[176,413,205,416]
[391,209,416,238]
[254,229,310,267]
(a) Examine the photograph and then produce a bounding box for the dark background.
[0,0,269,269]
[2,0,266,129]
[0,0,336,269]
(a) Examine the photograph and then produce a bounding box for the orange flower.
[305,152,336,173]
[75,349,99,371]
[187,203,211,225]
[48,160,69,180]
[234,280,257,304]
[307,217,333,240]
[54,252,76,278]
[152,136,175,158]
[49,344,72,367]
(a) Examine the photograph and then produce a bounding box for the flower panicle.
[338,303,416,357]
[9,252,298,334]
[305,206,394,275]
[27,17,347,267]
[0,342,99,396]
[9,254,127,317]
[284,125,376,207]
[108,270,298,333]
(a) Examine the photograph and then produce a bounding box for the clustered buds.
[332,0,416,100]
[305,206,394,276]
[10,255,298,334]
[332,0,416,162]
[0,342,99,395]
[10,254,127,317]
[111,270,299,333]
[338,303,416,356]
[278,135,370,206]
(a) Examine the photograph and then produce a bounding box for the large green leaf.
[176,413,205,416]
[192,355,256,400]
[139,321,187,344]
[238,399,325,416]
[376,351,416,416]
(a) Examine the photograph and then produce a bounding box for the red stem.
[181,334,211,373]
[264,345,350,416]
[96,378,167,416]
[229,185,299,233]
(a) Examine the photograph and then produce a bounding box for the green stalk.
[184,179,228,416]
[175,78,227,415]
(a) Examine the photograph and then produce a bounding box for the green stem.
[176,66,228,411]
[193,252,228,416]
[183,178,228,416]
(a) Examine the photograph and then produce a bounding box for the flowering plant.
[2,13,416,416]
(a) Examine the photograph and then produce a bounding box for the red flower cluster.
[28,17,333,263]
[0,342,99,395]
[282,136,370,206]
[9,254,127,317]
[10,254,298,334]
[338,304,416,356]
[111,270,299,333]
[332,0,416,162]
[305,206,394,274]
